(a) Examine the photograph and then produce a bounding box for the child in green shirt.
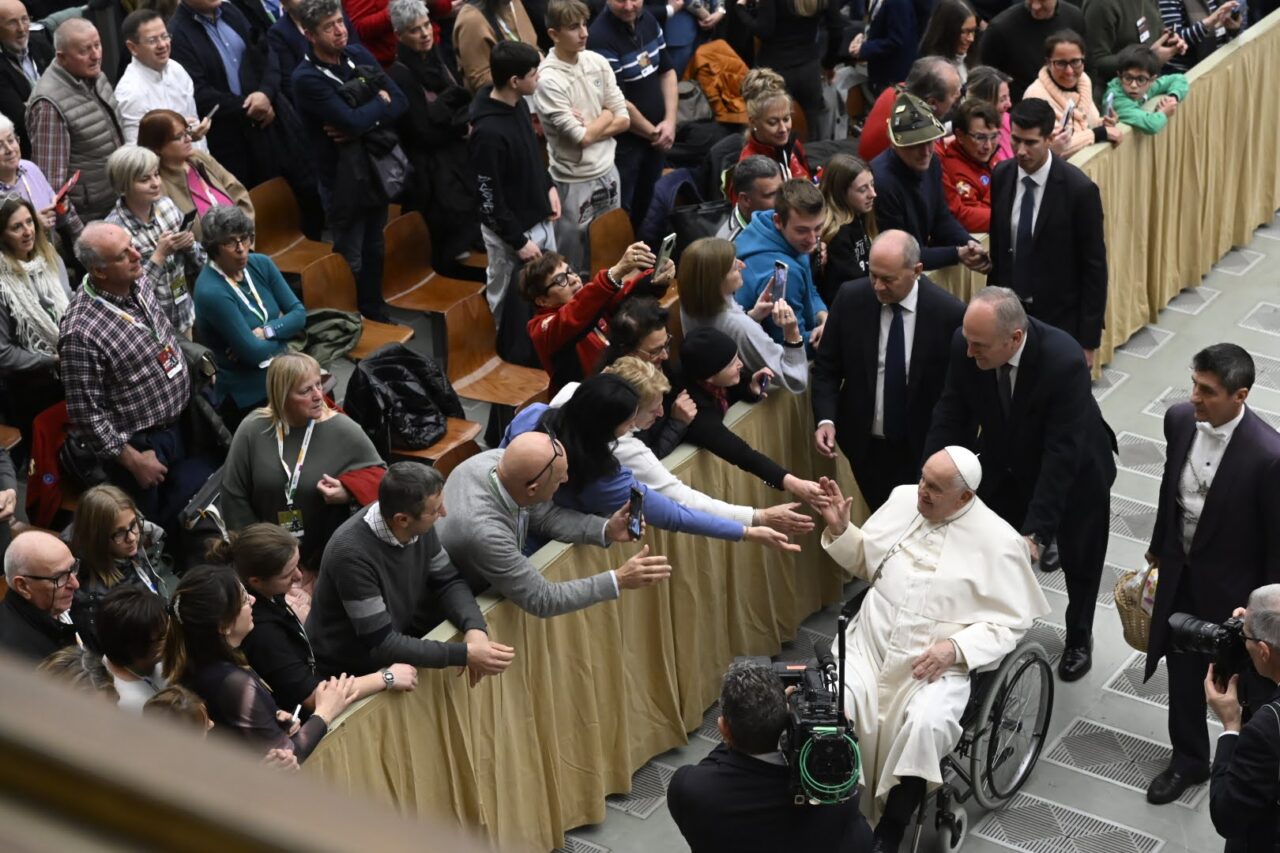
[1103,44,1190,135]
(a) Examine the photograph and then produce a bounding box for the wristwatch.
[381,668,395,688]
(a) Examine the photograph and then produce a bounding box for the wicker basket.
[1114,567,1155,652]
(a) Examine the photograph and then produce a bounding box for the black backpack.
[343,344,465,456]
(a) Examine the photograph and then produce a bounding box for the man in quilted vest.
[25,18,123,222]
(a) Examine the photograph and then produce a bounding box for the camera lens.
[1168,612,1228,655]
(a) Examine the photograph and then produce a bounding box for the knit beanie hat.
[680,327,740,381]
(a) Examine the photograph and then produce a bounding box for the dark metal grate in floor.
[1044,717,1206,809]
[553,836,611,853]
[971,791,1164,853]
[1109,494,1159,545]
[1092,367,1130,402]
[605,761,677,820]
[1103,652,1220,724]
[694,701,722,744]
[1115,324,1175,359]
[1025,620,1067,666]
[1036,563,1119,609]
[1116,431,1167,480]
[1164,285,1220,315]
[1251,350,1280,392]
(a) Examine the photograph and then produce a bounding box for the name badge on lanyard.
[86,282,182,379]
[277,418,316,538]
[1137,15,1151,41]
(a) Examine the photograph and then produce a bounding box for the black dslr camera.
[1168,612,1249,691]
[738,640,861,805]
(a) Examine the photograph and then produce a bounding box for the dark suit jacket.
[168,1,284,186]
[872,148,972,270]
[0,35,53,157]
[813,274,965,473]
[924,317,1116,541]
[667,743,873,853]
[988,154,1108,349]
[1145,403,1280,676]
[1210,687,1280,853]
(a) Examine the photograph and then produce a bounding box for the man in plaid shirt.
[59,222,211,525]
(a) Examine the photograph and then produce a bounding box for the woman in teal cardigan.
[193,206,305,426]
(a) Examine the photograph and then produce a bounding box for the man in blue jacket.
[292,0,406,321]
[734,178,828,351]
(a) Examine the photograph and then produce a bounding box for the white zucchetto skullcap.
[943,446,982,491]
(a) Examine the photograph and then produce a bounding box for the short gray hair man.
[1247,584,1280,648]
[295,0,342,32]
[970,285,1029,337]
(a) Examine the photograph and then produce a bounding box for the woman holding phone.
[105,146,206,340]
[1023,29,1123,158]
[0,115,84,246]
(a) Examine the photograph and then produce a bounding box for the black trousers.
[615,132,664,230]
[847,436,916,513]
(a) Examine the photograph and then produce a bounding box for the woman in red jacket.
[738,67,811,183]
[521,241,674,392]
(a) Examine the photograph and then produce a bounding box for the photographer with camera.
[666,660,874,853]
[1143,344,1280,806]
[1204,586,1280,853]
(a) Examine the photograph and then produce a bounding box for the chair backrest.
[588,208,635,273]
[382,212,436,300]
[444,292,499,386]
[301,254,358,313]
[247,178,303,255]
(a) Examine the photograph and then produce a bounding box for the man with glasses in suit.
[0,531,81,661]
[437,430,671,617]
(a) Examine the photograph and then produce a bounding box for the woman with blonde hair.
[0,193,69,431]
[818,154,878,304]
[604,356,814,534]
[69,484,172,654]
[738,68,811,180]
[221,353,385,570]
[965,66,1014,162]
[104,145,205,339]
[733,0,846,141]
[677,237,809,393]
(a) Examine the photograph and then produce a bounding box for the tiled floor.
[555,213,1280,853]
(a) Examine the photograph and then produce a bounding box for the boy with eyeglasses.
[519,240,671,392]
[1102,44,1188,134]
[938,98,1002,232]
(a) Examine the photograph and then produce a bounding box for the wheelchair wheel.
[969,642,1054,810]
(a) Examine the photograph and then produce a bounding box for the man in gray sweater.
[436,432,672,618]
[308,463,515,685]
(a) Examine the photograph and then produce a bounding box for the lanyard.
[283,599,316,669]
[277,418,316,508]
[306,53,358,87]
[83,281,166,346]
[215,262,268,325]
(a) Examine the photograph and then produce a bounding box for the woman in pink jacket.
[1023,29,1124,158]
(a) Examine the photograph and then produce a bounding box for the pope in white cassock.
[817,446,1050,850]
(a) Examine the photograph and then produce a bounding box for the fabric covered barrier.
[307,389,852,850]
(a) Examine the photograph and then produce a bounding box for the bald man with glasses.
[0,531,82,661]
[436,431,671,618]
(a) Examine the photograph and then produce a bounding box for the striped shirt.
[588,8,673,124]
[106,196,205,336]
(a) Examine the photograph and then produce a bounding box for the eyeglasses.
[1121,73,1152,85]
[138,33,172,46]
[20,559,80,589]
[221,234,254,249]
[110,517,142,544]
[962,131,1001,144]
[169,129,192,142]
[1243,629,1271,647]
[640,333,673,358]
[525,427,564,486]
[547,269,581,290]
[1049,58,1085,71]
[959,26,977,35]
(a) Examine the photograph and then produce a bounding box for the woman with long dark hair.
[161,565,359,761]
[917,0,978,84]
[500,373,797,552]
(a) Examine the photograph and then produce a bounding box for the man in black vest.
[813,230,965,511]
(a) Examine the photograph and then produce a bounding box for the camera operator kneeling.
[667,661,874,853]
[1203,585,1280,853]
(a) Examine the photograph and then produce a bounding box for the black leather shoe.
[1146,765,1210,804]
[871,818,906,853]
[1057,641,1092,681]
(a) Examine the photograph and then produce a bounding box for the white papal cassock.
[824,484,1050,823]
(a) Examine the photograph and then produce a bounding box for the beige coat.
[453,0,540,93]
[824,485,1049,822]
[158,150,255,241]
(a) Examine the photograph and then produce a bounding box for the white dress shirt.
[871,278,919,438]
[1010,153,1053,249]
[114,57,209,151]
[1176,406,1245,552]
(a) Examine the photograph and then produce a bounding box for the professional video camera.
[1168,612,1250,691]
[738,600,864,806]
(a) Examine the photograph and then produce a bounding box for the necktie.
[1013,176,1037,297]
[998,363,1013,419]
[883,303,906,441]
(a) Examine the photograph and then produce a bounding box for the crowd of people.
[0,0,1275,848]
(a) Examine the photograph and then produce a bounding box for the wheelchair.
[907,640,1056,853]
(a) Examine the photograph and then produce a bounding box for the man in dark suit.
[813,229,966,511]
[1143,344,1280,805]
[924,286,1116,681]
[1205,585,1280,853]
[988,97,1108,367]
[667,660,873,853]
[0,0,52,157]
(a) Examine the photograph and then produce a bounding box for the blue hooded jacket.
[733,209,827,343]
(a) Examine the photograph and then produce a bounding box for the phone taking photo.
[772,260,789,302]
[180,209,198,231]
[54,169,81,204]
[1060,101,1076,132]
[1103,91,1115,116]
[627,486,644,540]
[655,232,677,274]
